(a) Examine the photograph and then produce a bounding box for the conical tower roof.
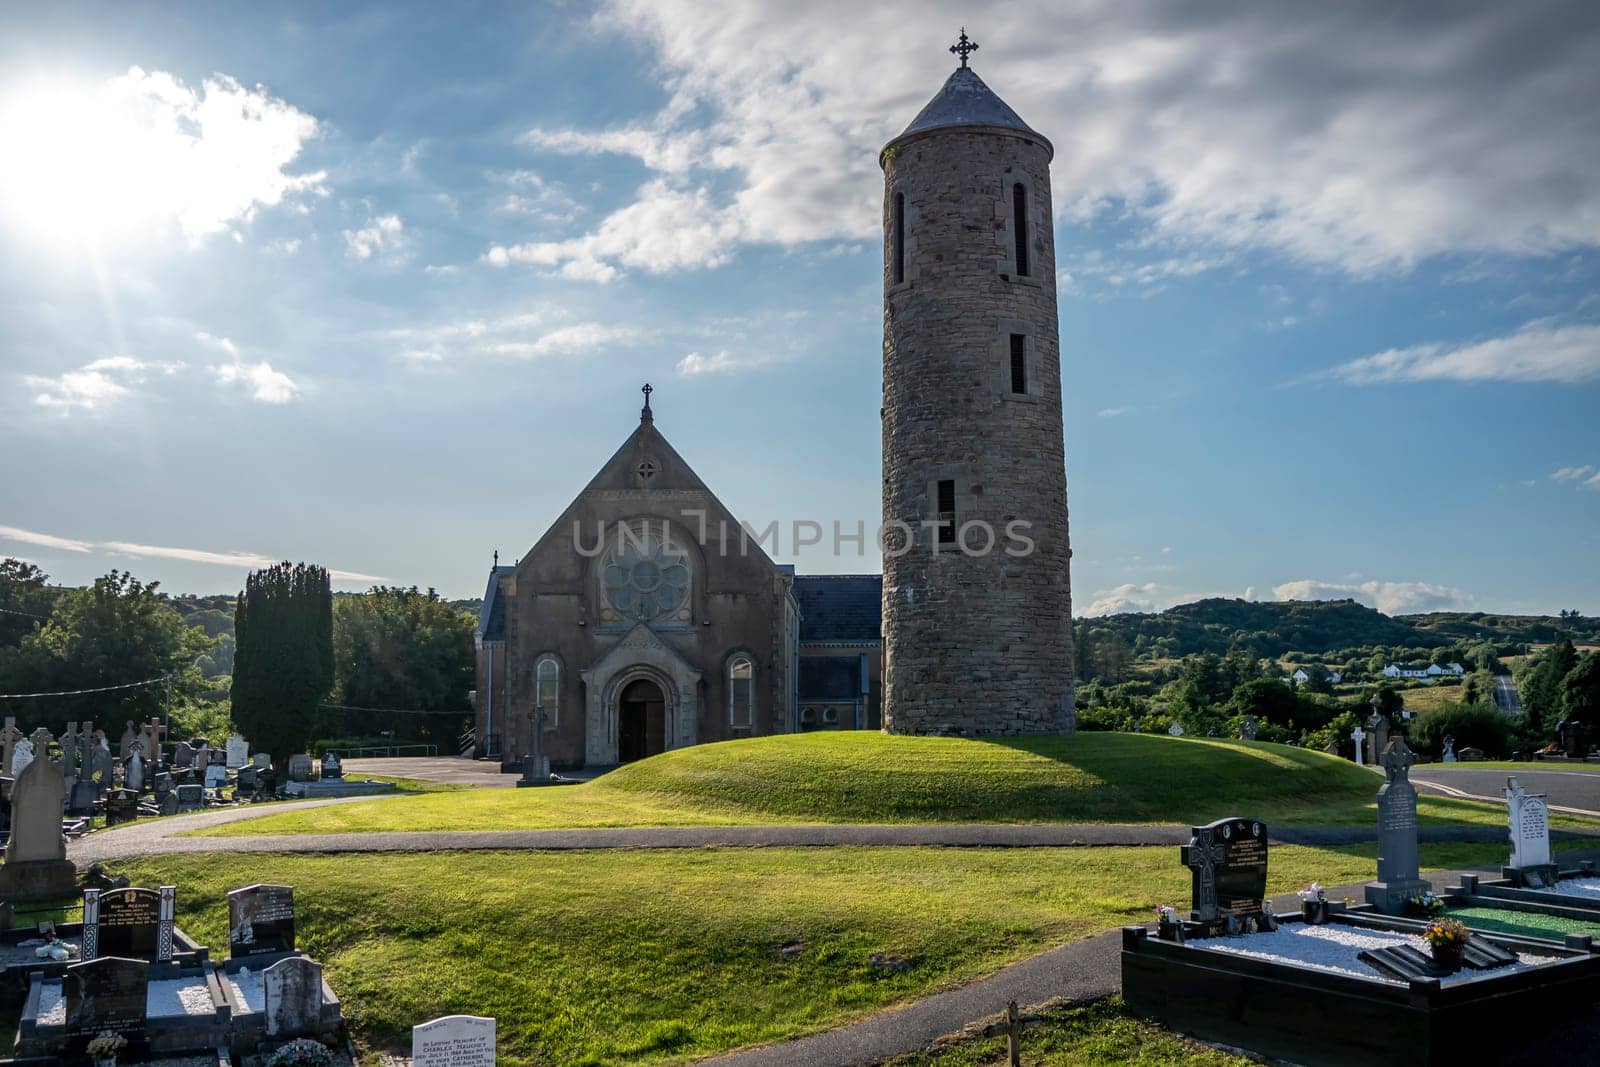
[882,66,1052,163]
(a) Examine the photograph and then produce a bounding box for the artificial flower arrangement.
[1154,904,1184,941]
[86,1031,127,1063]
[1155,905,1178,924]
[1299,881,1333,924]
[1405,891,1445,918]
[33,929,80,961]
[1297,882,1326,902]
[268,1037,333,1067]
[1421,918,1471,968]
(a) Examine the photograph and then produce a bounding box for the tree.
[331,587,474,744]
[231,563,333,770]
[1561,652,1600,726]
[0,558,60,648]
[1520,640,1579,729]
[0,569,213,732]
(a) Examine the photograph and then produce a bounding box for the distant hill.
[1081,598,1600,660]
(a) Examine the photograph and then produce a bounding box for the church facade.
[472,391,882,768]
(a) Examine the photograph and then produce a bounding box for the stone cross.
[520,707,549,785]
[950,28,979,68]
[1183,827,1228,921]
[1380,736,1416,782]
[60,722,79,783]
[1350,725,1367,766]
[1442,735,1457,763]
[142,717,167,764]
[0,717,20,776]
[1364,711,1389,766]
[118,721,138,760]
[1366,737,1429,913]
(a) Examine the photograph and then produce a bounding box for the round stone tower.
[879,36,1075,735]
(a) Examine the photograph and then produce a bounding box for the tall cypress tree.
[231,562,333,770]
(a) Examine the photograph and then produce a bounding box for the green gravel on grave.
[1448,905,1600,941]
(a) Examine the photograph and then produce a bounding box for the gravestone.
[1168,723,1184,737]
[105,788,139,827]
[125,750,145,793]
[1181,817,1269,935]
[254,751,272,770]
[255,768,278,798]
[288,754,314,783]
[204,763,228,789]
[1504,776,1557,887]
[413,1014,496,1067]
[153,771,174,798]
[118,721,139,760]
[0,746,78,901]
[141,716,167,767]
[1442,735,1457,763]
[228,884,296,958]
[226,733,249,769]
[238,765,258,791]
[61,722,80,787]
[264,955,325,1038]
[1237,715,1258,741]
[519,708,550,786]
[159,791,179,817]
[1364,738,1433,914]
[68,779,99,815]
[64,955,149,1044]
[1350,725,1367,766]
[85,886,173,960]
[176,783,204,811]
[321,752,343,780]
[0,716,21,776]
[1365,710,1389,766]
[10,736,35,777]
[172,741,195,769]
[89,739,114,794]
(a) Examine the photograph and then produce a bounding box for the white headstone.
[413,1014,496,1067]
[226,734,249,769]
[125,751,145,793]
[204,764,228,789]
[1167,723,1184,737]
[264,955,324,1038]
[10,738,35,777]
[1505,776,1552,869]
[1351,726,1367,766]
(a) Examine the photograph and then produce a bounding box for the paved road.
[341,756,516,787]
[1412,766,1600,816]
[1495,675,1525,716]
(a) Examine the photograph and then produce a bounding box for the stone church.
[474,36,1072,767]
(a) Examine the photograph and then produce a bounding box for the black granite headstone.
[228,883,296,957]
[65,955,149,1039]
[1181,817,1269,933]
[96,887,161,959]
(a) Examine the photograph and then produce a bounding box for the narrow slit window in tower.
[936,479,956,545]
[892,192,906,284]
[1012,183,1030,277]
[1009,334,1027,394]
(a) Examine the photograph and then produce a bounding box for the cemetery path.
[70,811,1592,864]
[1412,767,1600,818]
[702,849,1600,1067]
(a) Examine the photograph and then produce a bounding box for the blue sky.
[1,1,1597,616]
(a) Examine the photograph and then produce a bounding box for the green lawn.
[117,841,1506,1066]
[885,996,1249,1066]
[190,732,1548,837]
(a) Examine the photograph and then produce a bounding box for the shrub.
[1409,703,1512,759]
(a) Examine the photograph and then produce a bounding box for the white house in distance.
[1289,667,1342,686]
[1383,663,1466,682]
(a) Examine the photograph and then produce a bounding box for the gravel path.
[71,813,1591,865]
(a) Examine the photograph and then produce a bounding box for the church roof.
[795,574,883,645]
[477,566,514,643]
[883,66,1051,160]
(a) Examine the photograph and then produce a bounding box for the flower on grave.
[1155,905,1178,924]
[1297,882,1326,902]
[86,1032,127,1057]
[1404,892,1445,918]
[268,1037,333,1067]
[1421,918,1470,951]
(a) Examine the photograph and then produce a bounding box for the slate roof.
[794,574,883,645]
[799,656,864,701]
[885,67,1050,158]
[477,566,514,643]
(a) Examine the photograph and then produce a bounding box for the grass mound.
[195,732,1525,836]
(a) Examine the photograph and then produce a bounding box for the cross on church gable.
[636,458,659,482]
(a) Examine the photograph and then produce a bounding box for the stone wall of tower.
[880,128,1075,735]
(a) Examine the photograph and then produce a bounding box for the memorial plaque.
[96,887,162,959]
[65,955,149,1038]
[413,1014,497,1067]
[321,752,343,780]
[287,754,314,783]
[229,883,296,957]
[1182,817,1268,930]
[176,783,204,810]
[226,734,249,769]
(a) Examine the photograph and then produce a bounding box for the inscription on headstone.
[413,1014,497,1067]
[1365,738,1433,913]
[288,754,314,783]
[229,883,296,957]
[94,887,162,959]
[264,955,324,1038]
[65,955,149,1040]
[1181,817,1269,932]
[1505,776,1555,886]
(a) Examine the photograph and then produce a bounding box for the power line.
[0,606,50,621]
[0,676,169,701]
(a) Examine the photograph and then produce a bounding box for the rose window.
[602,539,690,623]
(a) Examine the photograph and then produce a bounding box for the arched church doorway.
[618,678,667,763]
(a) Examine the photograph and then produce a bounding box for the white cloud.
[388,311,641,364]
[1334,322,1600,385]
[503,2,1600,280]
[0,66,323,245]
[675,349,774,376]
[1552,465,1595,482]
[485,180,742,282]
[1080,582,1255,616]
[101,540,382,582]
[1096,407,1129,418]
[22,356,182,413]
[194,331,240,358]
[0,525,92,553]
[343,213,408,262]
[213,361,299,404]
[1272,579,1471,615]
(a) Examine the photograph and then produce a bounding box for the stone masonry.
[880,65,1075,735]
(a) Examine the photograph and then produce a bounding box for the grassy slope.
[193,733,1533,837]
[119,842,1505,1066]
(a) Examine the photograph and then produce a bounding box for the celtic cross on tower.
[950,29,978,68]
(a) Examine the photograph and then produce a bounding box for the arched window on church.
[1012,183,1030,277]
[729,656,754,730]
[535,657,560,727]
[892,192,906,285]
